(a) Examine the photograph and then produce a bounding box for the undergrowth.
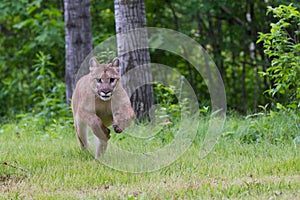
[0,111,299,199]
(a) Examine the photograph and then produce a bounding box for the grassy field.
[0,112,299,199]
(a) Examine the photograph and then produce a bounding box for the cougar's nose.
[102,88,111,94]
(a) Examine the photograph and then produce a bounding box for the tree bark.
[114,0,154,121]
[242,43,247,115]
[64,0,93,104]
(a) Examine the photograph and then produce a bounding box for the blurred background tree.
[114,0,154,121]
[64,0,93,104]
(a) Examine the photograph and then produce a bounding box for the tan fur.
[72,57,135,159]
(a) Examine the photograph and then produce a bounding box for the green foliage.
[2,0,300,121]
[258,4,300,110]
[153,82,180,120]
[223,111,300,144]
[152,82,203,122]
[146,0,274,113]
[94,50,116,64]
[90,0,115,43]
[0,0,64,76]
[0,1,66,121]
[28,52,71,123]
[0,51,70,124]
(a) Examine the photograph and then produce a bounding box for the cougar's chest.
[95,98,113,127]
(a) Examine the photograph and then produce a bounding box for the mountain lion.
[72,57,135,159]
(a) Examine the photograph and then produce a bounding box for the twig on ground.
[0,161,29,173]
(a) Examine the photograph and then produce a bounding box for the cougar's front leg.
[78,109,110,159]
[74,116,89,149]
[113,103,135,133]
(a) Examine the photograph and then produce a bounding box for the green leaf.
[13,19,34,29]
[276,102,286,110]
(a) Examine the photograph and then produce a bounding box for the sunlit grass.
[0,112,299,199]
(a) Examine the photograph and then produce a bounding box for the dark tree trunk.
[166,0,195,91]
[114,0,154,121]
[64,0,93,104]
[242,44,247,115]
[249,1,259,111]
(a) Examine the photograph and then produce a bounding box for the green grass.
[0,112,300,199]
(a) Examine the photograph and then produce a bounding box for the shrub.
[0,52,71,125]
[257,4,300,110]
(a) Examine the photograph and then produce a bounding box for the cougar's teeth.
[100,92,111,97]
[99,92,112,101]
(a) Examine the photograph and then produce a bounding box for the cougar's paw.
[106,128,111,139]
[113,124,123,133]
[102,126,111,139]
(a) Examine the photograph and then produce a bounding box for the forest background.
[0,0,299,121]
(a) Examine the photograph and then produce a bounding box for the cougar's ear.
[89,57,99,72]
[112,57,119,67]
[111,57,120,73]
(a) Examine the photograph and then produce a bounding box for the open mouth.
[99,92,112,101]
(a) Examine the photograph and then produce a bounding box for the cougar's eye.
[110,78,115,83]
[97,78,102,83]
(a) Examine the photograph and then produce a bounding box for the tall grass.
[0,111,299,199]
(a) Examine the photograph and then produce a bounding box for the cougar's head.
[89,57,120,101]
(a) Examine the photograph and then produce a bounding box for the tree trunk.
[114,0,154,121]
[64,0,93,104]
[242,43,247,115]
